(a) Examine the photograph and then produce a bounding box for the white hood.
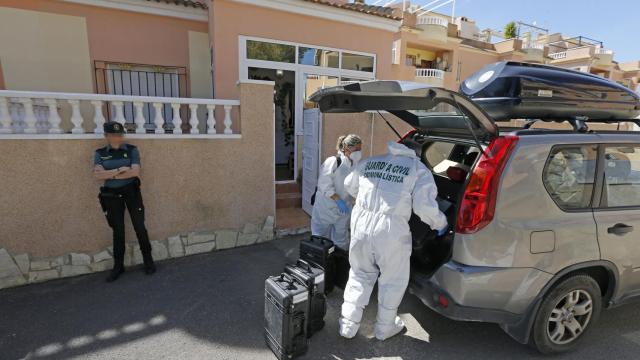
[387,141,417,158]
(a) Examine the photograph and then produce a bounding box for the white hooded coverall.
[311,152,356,250]
[342,141,448,330]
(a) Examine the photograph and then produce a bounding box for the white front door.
[302,108,322,215]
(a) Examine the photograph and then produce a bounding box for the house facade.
[0,0,638,288]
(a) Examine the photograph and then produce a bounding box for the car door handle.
[607,223,634,235]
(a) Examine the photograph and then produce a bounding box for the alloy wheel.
[546,289,594,345]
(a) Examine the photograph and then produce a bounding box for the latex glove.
[335,199,351,215]
[437,226,448,236]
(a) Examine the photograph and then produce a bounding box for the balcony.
[593,48,614,67]
[549,51,567,60]
[0,91,240,138]
[416,16,449,43]
[414,68,445,87]
[522,43,546,63]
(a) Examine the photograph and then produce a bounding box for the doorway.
[249,67,296,181]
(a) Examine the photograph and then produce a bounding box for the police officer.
[93,121,155,282]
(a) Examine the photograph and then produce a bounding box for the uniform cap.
[104,121,125,134]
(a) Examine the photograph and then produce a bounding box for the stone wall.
[0,216,275,289]
[0,81,277,289]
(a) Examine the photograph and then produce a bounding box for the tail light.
[456,135,519,234]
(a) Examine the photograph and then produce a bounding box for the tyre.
[532,275,602,354]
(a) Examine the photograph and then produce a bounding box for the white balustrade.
[223,105,233,135]
[206,104,216,134]
[45,99,62,134]
[21,98,38,134]
[0,98,12,134]
[153,102,164,134]
[415,68,445,79]
[133,102,145,134]
[189,104,199,134]
[91,100,106,134]
[416,16,448,27]
[523,43,544,50]
[171,103,182,134]
[596,48,613,55]
[0,90,240,137]
[549,51,567,60]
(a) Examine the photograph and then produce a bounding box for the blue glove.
[437,226,448,236]
[335,199,351,215]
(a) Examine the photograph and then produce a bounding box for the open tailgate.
[310,80,498,141]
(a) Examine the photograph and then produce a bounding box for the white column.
[112,101,126,124]
[153,102,164,134]
[45,99,63,134]
[21,98,38,134]
[69,99,84,134]
[133,102,146,134]
[223,105,233,135]
[206,104,216,134]
[171,103,182,134]
[0,97,13,134]
[189,104,199,134]
[91,100,106,134]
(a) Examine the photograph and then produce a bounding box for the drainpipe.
[209,0,216,98]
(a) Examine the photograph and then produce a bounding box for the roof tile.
[302,0,401,20]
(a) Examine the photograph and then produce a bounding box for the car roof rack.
[520,118,640,133]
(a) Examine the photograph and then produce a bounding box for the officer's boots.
[106,265,125,283]
[143,253,156,275]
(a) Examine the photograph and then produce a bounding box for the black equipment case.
[460,61,640,121]
[284,260,327,337]
[264,273,309,359]
[300,236,336,293]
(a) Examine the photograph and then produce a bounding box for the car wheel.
[532,275,602,354]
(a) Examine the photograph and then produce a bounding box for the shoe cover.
[338,317,360,339]
[374,316,405,341]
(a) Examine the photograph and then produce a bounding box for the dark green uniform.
[96,122,155,281]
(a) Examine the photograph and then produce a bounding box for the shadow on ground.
[2,236,640,360]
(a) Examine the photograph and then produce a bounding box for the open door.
[302,108,322,215]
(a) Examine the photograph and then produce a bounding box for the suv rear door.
[593,144,640,301]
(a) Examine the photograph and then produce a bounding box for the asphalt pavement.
[2,235,640,360]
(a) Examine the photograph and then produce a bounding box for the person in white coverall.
[339,141,448,340]
[311,134,363,250]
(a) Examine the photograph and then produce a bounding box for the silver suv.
[311,62,640,354]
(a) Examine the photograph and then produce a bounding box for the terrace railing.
[549,51,568,60]
[0,91,240,138]
[415,68,445,79]
[416,16,448,28]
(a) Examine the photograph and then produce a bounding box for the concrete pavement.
[1,235,640,360]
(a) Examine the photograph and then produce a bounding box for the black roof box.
[460,61,640,121]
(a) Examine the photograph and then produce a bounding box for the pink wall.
[210,0,396,98]
[2,0,208,92]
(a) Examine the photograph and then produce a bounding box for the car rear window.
[543,145,598,210]
[602,145,640,208]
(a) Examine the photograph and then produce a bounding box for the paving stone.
[123,244,133,267]
[70,253,91,266]
[186,231,216,245]
[93,250,112,263]
[0,249,26,289]
[60,265,91,277]
[90,259,114,272]
[30,260,52,271]
[28,269,59,283]
[167,236,185,258]
[151,241,168,261]
[237,233,259,247]
[13,254,30,274]
[215,230,238,250]
[260,216,276,242]
[242,222,261,234]
[263,215,275,232]
[184,241,216,256]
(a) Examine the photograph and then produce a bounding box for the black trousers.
[99,181,152,268]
